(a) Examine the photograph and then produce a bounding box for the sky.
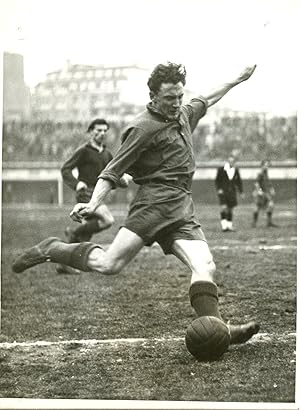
[0,0,299,114]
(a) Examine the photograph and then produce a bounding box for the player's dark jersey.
[256,169,271,193]
[61,142,113,191]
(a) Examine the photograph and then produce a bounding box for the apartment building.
[31,61,150,122]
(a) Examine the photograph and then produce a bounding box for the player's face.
[262,161,270,170]
[151,82,184,120]
[91,124,109,145]
[228,156,235,167]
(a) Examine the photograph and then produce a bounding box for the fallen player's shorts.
[123,184,207,254]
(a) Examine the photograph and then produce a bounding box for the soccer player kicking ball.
[13,62,259,357]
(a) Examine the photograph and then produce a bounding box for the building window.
[40,103,51,110]
[80,82,87,91]
[56,87,67,96]
[69,82,78,91]
[96,69,103,77]
[74,71,83,79]
[101,80,114,91]
[88,81,96,90]
[40,88,51,96]
[56,102,66,110]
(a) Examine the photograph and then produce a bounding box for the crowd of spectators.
[2,114,297,163]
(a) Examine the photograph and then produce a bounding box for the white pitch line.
[101,243,297,251]
[210,245,296,250]
[0,332,296,349]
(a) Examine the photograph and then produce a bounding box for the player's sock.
[227,221,233,231]
[266,211,277,227]
[12,237,101,273]
[252,211,258,227]
[227,209,232,222]
[220,211,229,231]
[220,219,228,231]
[227,210,233,229]
[189,280,222,320]
[220,210,227,220]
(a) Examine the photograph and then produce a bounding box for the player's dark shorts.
[255,192,271,209]
[123,183,207,254]
[218,191,237,208]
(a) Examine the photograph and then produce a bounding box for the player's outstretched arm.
[203,65,256,108]
[70,178,113,222]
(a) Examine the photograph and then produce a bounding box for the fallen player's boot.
[12,237,61,273]
[228,321,260,344]
[56,263,80,275]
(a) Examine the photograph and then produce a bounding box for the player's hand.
[217,189,224,195]
[258,188,264,196]
[119,173,133,188]
[240,193,245,200]
[70,202,95,223]
[270,187,275,196]
[237,65,257,83]
[76,181,88,191]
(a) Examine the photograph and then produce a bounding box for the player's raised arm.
[203,65,256,108]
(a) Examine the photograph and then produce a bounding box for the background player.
[57,119,115,274]
[215,155,244,232]
[252,159,277,228]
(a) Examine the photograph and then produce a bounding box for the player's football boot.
[56,263,80,275]
[267,222,279,228]
[228,321,260,344]
[12,237,61,273]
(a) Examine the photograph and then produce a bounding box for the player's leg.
[220,204,229,232]
[12,227,144,275]
[87,227,144,274]
[171,238,221,318]
[94,204,115,231]
[170,236,259,344]
[266,199,277,227]
[226,207,234,231]
[252,196,262,228]
[252,206,259,227]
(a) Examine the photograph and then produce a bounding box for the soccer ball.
[185,316,230,361]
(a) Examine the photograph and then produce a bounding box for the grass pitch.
[0,201,297,403]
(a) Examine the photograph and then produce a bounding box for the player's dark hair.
[147,62,187,93]
[87,118,109,132]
